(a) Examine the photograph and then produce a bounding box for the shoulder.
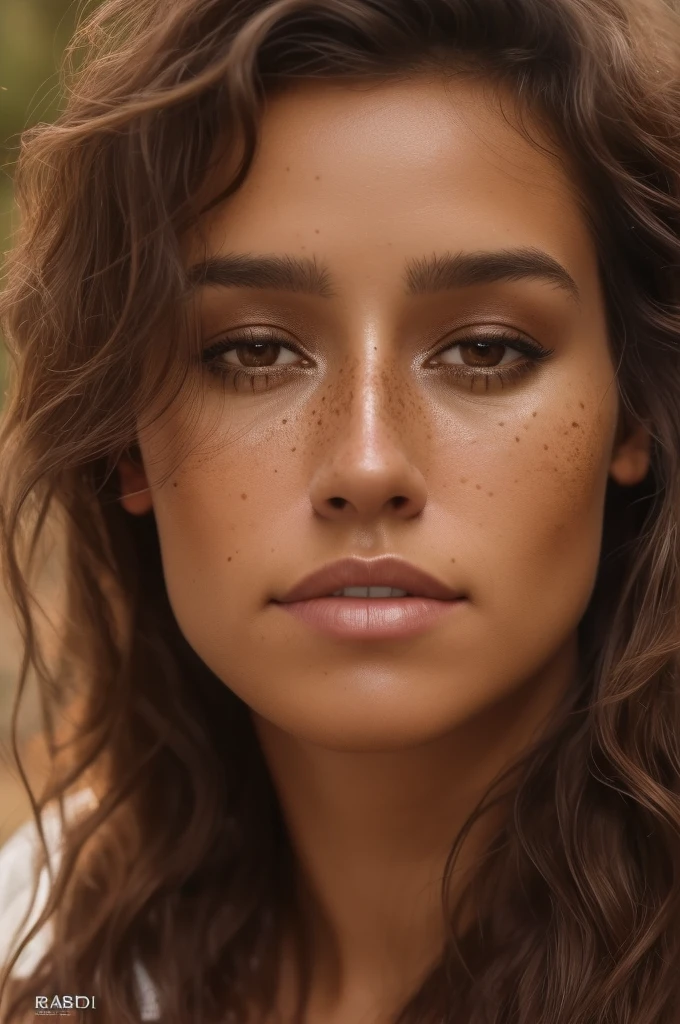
[0,787,97,978]
[0,788,161,1020]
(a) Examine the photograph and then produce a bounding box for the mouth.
[271,556,467,639]
[327,586,413,598]
[272,590,467,640]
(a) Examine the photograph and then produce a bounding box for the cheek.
[146,448,281,618]
[453,402,614,652]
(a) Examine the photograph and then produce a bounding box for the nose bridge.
[307,330,429,521]
[330,341,411,457]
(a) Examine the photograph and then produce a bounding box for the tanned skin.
[117,75,651,1023]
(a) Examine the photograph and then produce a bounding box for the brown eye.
[229,342,285,367]
[456,342,511,367]
[201,333,302,372]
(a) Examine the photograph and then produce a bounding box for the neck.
[252,637,577,1022]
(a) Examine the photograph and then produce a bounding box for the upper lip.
[274,556,466,603]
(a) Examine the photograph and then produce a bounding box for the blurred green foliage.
[1,0,98,393]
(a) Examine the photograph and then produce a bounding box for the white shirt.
[0,788,161,1019]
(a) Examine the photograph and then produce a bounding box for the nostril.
[329,497,346,509]
[391,496,408,509]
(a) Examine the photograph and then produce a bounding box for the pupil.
[464,342,504,366]
[242,342,278,367]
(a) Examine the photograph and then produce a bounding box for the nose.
[308,365,428,523]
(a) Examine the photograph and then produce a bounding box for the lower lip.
[273,596,466,639]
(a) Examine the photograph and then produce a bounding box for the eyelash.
[200,327,554,393]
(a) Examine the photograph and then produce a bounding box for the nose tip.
[306,361,429,523]
[310,466,427,522]
[326,494,410,513]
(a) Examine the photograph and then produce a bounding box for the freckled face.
[122,75,642,751]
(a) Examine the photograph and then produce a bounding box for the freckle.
[315,229,320,233]
[543,444,549,450]
[487,491,493,496]
[514,479,518,483]
[172,481,178,488]
[291,447,296,451]
[579,401,585,409]
[498,421,505,426]
[532,411,537,417]
[523,423,529,429]
[274,469,278,473]
[228,556,232,562]
[571,421,579,428]
[282,418,287,423]
[315,175,320,180]
[241,493,247,499]
[317,419,322,425]
[476,484,482,490]
[460,477,467,483]
[451,557,456,563]
[286,166,290,171]
[515,436,520,442]
[321,396,326,402]
[563,430,568,435]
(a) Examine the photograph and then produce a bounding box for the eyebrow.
[185,246,581,305]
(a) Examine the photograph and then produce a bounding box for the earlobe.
[608,413,652,487]
[117,447,153,515]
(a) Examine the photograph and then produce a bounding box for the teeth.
[330,586,409,598]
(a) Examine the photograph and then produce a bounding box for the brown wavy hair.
[1,0,680,1020]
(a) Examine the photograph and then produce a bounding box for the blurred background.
[0,0,99,844]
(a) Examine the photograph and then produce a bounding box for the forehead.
[185,74,597,300]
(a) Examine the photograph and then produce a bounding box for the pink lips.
[271,555,467,640]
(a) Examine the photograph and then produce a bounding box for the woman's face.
[119,74,650,751]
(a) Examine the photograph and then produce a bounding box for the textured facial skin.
[117,75,651,1013]
[119,75,650,755]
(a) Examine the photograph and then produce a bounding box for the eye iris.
[460,342,506,367]
[237,342,280,367]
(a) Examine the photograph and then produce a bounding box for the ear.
[117,445,153,515]
[608,409,652,487]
